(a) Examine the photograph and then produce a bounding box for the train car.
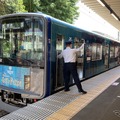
[0,12,119,105]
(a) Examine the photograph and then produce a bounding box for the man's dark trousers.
[63,62,83,91]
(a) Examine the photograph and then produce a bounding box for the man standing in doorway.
[58,40,87,94]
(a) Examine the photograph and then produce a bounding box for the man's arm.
[76,43,85,51]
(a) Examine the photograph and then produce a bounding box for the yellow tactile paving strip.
[0,67,119,120]
[46,75,119,120]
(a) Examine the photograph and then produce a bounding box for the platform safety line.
[46,76,120,120]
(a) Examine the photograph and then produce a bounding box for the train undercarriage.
[0,90,36,107]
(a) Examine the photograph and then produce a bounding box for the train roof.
[0,12,120,43]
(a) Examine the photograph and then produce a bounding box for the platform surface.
[71,78,120,120]
[1,66,120,120]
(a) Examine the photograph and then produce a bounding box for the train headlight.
[24,75,31,90]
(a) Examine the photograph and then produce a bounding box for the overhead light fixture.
[111,13,118,20]
[97,0,119,21]
[97,0,105,7]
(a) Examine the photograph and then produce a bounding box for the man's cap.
[65,41,72,45]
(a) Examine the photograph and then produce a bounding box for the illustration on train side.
[0,12,119,105]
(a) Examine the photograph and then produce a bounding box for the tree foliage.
[23,0,40,12]
[23,0,79,23]
[37,0,79,23]
[0,0,79,24]
[0,0,26,15]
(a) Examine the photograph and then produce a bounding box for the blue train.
[0,12,119,105]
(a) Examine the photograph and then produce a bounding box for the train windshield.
[0,16,45,68]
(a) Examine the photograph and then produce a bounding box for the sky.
[73,1,119,40]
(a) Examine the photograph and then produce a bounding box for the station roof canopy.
[81,0,120,31]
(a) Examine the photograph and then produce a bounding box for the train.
[0,12,119,106]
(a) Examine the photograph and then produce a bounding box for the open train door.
[55,34,64,90]
[74,38,85,80]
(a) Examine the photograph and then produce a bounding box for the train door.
[55,34,64,90]
[74,38,84,80]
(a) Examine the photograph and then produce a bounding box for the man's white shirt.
[58,43,84,63]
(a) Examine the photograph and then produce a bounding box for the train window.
[74,38,83,64]
[110,46,115,58]
[86,44,92,61]
[96,44,102,60]
[115,46,119,58]
[91,43,96,61]
[56,35,64,51]
[74,37,80,48]
[0,16,45,67]
[104,45,109,54]
[91,43,102,61]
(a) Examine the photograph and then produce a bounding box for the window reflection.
[110,46,115,58]
[115,46,119,58]
[86,44,92,61]
[0,16,45,67]
[91,43,102,61]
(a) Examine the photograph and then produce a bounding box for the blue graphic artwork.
[0,65,30,89]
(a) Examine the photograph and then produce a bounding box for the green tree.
[23,0,40,12]
[0,0,26,15]
[0,0,79,23]
[23,0,79,23]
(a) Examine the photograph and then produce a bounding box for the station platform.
[1,66,120,120]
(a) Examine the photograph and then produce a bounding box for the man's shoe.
[64,89,70,92]
[81,91,87,94]
[78,89,87,94]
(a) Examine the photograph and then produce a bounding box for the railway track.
[0,110,9,118]
[0,97,20,118]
